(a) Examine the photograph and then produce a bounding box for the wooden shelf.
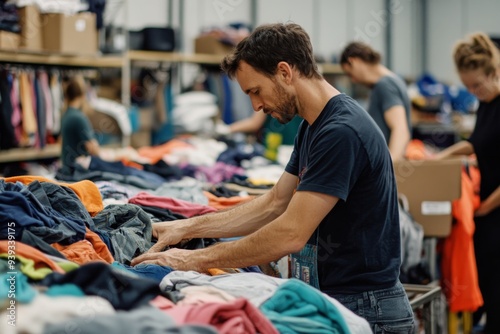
[0,144,61,163]
[318,63,343,75]
[0,50,341,72]
[181,53,224,65]
[0,50,124,68]
[126,50,223,65]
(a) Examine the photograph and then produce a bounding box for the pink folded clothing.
[129,192,216,217]
[163,297,279,334]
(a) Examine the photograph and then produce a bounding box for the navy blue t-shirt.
[285,94,401,294]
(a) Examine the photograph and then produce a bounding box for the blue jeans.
[331,281,415,333]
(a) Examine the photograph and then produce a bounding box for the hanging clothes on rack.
[0,70,17,150]
[10,72,23,144]
[50,71,63,135]
[19,70,37,147]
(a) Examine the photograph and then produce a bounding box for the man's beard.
[263,83,298,124]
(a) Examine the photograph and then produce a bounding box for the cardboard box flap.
[393,158,462,237]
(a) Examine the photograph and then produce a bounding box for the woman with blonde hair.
[435,32,500,333]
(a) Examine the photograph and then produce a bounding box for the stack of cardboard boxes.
[0,5,97,55]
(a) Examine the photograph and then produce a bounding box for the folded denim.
[92,204,153,264]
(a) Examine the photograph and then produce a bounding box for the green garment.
[260,278,350,334]
[0,254,53,280]
[262,115,303,161]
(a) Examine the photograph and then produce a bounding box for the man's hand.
[148,220,187,253]
[131,248,201,271]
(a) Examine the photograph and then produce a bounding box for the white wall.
[255,0,386,63]
[104,0,500,85]
[391,0,422,79]
[107,0,392,59]
[105,0,170,30]
[427,0,500,84]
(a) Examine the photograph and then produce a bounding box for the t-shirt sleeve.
[295,125,367,201]
[376,79,405,113]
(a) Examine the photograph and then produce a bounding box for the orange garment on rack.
[2,176,103,216]
[203,191,254,210]
[18,71,37,146]
[441,167,483,312]
[51,228,114,265]
[0,241,66,274]
[137,139,193,164]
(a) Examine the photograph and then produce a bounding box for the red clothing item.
[163,298,278,334]
[129,192,216,217]
[441,167,483,312]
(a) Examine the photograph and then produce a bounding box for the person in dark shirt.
[340,41,412,162]
[60,79,100,174]
[133,23,414,332]
[435,32,500,334]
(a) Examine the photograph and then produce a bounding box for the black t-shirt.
[285,94,401,294]
[468,94,500,219]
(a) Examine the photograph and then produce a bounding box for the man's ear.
[276,61,293,84]
[347,57,358,66]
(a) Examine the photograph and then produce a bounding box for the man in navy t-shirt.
[133,23,414,332]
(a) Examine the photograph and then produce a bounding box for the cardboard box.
[194,35,234,55]
[0,31,20,50]
[393,159,462,237]
[42,12,97,55]
[19,5,43,51]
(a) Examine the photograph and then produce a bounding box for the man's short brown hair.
[221,23,322,80]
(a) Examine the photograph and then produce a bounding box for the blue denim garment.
[92,204,153,264]
[0,182,85,245]
[238,266,264,274]
[28,180,95,230]
[89,156,167,186]
[331,281,415,333]
[20,230,67,259]
[112,261,174,283]
[56,165,159,190]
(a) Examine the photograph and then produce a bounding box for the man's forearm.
[388,128,410,162]
[190,212,303,270]
[179,187,287,239]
